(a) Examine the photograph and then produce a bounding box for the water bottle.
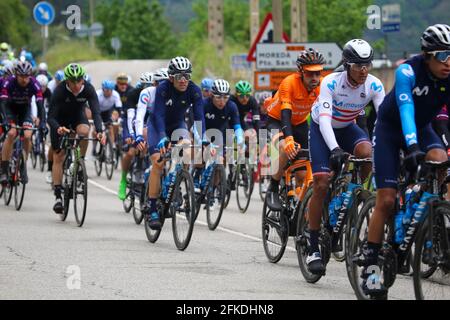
[162,170,176,199]
[328,196,340,227]
[201,165,212,189]
[395,209,406,244]
[403,185,420,226]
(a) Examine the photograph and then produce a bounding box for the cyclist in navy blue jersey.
[365,24,450,297]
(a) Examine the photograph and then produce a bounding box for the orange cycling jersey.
[266,73,321,125]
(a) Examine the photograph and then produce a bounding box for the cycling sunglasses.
[172,73,191,81]
[237,93,250,98]
[430,50,450,63]
[213,94,230,100]
[347,62,372,72]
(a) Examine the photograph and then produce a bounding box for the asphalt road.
[0,151,435,300]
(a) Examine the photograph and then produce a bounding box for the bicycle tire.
[14,154,26,211]
[73,159,88,227]
[223,165,234,209]
[60,156,72,221]
[206,164,226,230]
[261,197,289,263]
[132,183,145,225]
[94,143,103,177]
[105,136,115,180]
[145,199,166,243]
[236,164,253,213]
[171,169,196,251]
[259,175,270,202]
[413,202,450,300]
[39,139,46,172]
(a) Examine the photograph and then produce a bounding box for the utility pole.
[89,0,95,48]
[272,0,282,42]
[250,0,259,44]
[291,0,308,42]
[208,0,224,57]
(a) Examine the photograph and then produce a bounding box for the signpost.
[381,4,401,58]
[111,37,122,59]
[256,43,342,70]
[33,1,55,56]
[75,22,104,38]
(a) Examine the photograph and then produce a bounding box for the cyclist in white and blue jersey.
[365,24,450,297]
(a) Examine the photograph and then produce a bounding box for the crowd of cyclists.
[0,23,449,300]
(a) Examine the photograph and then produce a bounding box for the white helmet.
[38,62,48,72]
[36,74,49,87]
[421,24,450,51]
[211,79,230,95]
[168,56,192,74]
[342,39,374,64]
[139,72,153,85]
[153,68,169,82]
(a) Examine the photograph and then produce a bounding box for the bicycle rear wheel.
[171,169,196,250]
[73,159,88,227]
[413,202,450,300]
[236,164,254,213]
[60,157,72,221]
[223,165,234,209]
[206,164,226,230]
[14,153,26,211]
[94,144,103,177]
[132,183,145,225]
[3,162,13,206]
[39,139,46,172]
[104,137,115,180]
[259,174,270,202]
[145,199,166,243]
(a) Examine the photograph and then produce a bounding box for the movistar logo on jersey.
[400,64,414,78]
[166,99,173,107]
[332,99,366,110]
[205,113,215,120]
[412,86,429,96]
[327,80,337,91]
[370,82,383,93]
[405,133,418,144]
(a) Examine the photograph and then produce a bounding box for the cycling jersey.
[377,55,450,147]
[96,89,122,113]
[147,80,205,154]
[311,71,385,151]
[230,95,260,130]
[133,86,156,137]
[115,84,134,106]
[267,73,320,125]
[203,98,240,135]
[374,54,450,189]
[0,75,45,124]
[47,81,103,133]
[123,86,144,137]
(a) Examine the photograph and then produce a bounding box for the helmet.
[153,69,169,82]
[168,56,192,74]
[296,48,325,71]
[84,74,91,83]
[139,72,154,85]
[25,52,33,61]
[0,42,9,52]
[54,70,65,82]
[235,80,252,95]
[116,72,128,84]
[3,61,15,76]
[201,78,214,90]
[421,24,450,52]
[15,61,33,75]
[38,62,48,72]
[64,63,86,81]
[36,74,49,88]
[342,39,374,64]
[101,79,115,90]
[211,79,230,95]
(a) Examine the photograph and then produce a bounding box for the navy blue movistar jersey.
[377,55,450,147]
[203,98,240,134]
[151,80,205,141]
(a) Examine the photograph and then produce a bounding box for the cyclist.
[231,80,260,144]
[201,78,214,98]
[92,79,122,154]
[307,39,385,276]
[194,79,244,188]
[48,70,64,94]
[36,62,53,82]
[265,48,325,211]
[47,63,105,214]
[0,42,14,61]
[144,56,205,230]
[115,72,134,106]
[0,61,45,185]
[365,24,450,297]
[117,72,154,200]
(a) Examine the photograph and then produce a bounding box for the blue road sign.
[33,2,55,26]
[382,23,400,33]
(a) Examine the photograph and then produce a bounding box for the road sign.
[231,54,252,70]
[254,70,334,91]
[75,24,90,38]
[256,43,342,70]
[111,37,122,51]
[90,22,104,37]
[33,1,55,26]
[247,13,290,62]
[382,4,401,33]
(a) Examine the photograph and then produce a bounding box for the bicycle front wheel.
[262,199,289,263]
[413,202,450,300]
[14,154,26,211]
[73,159,88,227]
[104,137,115,180]
[206,164,226,230]
[171,169,196,251]
[236,164,254,213]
